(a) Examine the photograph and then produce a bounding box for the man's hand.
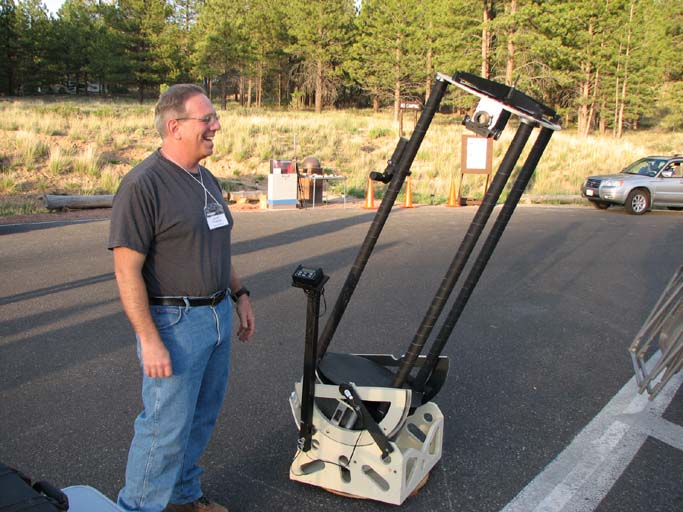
[229,265,255,342]
[139,336,173,378]
[235,296,255,342]
[113,246,174,378]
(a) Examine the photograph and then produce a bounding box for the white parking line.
[501,353,682,512]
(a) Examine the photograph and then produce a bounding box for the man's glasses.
[176,113,220,124]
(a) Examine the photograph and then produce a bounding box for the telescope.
[289,71,561,505]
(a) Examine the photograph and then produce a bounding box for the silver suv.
[581,156,683,214]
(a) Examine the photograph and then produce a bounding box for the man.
[109,84,255,512]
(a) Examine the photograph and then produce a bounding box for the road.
[1,205,682,512]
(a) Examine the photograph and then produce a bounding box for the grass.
[14,130,50,169]
[72,144,101,176]
[0,176,17,194]
[47,146,69,175]
[2,97,683,215]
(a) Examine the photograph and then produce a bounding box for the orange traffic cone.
[364,177,376,209]
[402,176,414,208]
[446,177,458,207]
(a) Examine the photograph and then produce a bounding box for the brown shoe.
[164,496,228,512]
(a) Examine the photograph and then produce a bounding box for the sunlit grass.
[0,176,16,194]
[73,144,101,176]
[96,166,123,194]
[14,130,49,168]
[0,199,40,216]
[47,145,71,175]
[3,97,683,217]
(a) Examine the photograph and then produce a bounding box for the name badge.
[204,203,229,230]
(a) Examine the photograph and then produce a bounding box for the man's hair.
[154,84,207,138]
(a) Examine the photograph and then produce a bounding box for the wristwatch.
[231,286,250,303]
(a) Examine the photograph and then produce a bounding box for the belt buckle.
[209,290,224,307]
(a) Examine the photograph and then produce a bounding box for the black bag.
[0,463,68,511]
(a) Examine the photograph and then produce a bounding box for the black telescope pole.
[316,75,450,360]
[411,125,555,391]
[297,282,326,451]
[391,120,536,388]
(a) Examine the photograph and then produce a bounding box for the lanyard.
[182,167,220,209]
[163,152,221,208]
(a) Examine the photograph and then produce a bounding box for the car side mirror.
[661,170,674,178]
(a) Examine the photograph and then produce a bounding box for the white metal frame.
[289,382,444,505]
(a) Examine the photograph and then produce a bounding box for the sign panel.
[461,135,493,174]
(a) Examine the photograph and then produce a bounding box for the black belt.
[149,290,227,307]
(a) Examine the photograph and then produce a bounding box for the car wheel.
[590,200,610,210]
[625,188,650,215]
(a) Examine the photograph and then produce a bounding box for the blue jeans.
[117,298,232,512]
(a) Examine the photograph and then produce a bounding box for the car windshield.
[621,158,668,177]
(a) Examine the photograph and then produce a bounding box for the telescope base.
[323,472,430,501]
[289,382,443,505]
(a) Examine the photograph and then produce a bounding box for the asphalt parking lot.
[1,204,682,511]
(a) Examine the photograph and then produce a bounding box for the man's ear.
[166,118,182,140]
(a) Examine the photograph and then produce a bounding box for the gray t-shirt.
[108,150,233,297]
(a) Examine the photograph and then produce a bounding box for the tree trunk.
[585,68,600,135]
[425,17,434,102]
[577,21,594,137]
[277,72,282,107]
[578,61,591,137]
[617,78,627,138]
[505,0,517,85]
[257,62,263,108]
[616,1,635,138]
[481,1,493,78]
[247,77,253,108]
[394,36,401,122]
[315,59,323,113]
[425,45,433,102]
[239,72,244,106]
[599,97,607,133]
[613,74,620,137]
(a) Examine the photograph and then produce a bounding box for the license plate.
[586,189,594,196]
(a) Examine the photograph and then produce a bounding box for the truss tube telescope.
[289,71,561,506]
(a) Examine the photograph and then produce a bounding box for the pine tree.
[285,0,355,113]
[346,0,422,119]
[0,0,18,95]
[14,0,51,94]
[192,0,250,107]
[117,0,174,103]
